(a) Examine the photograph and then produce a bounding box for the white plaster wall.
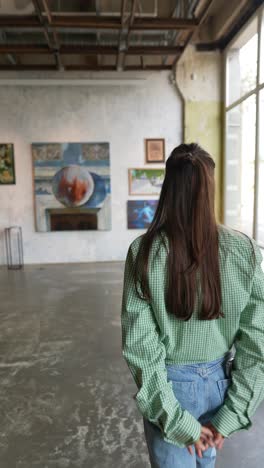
[0,71,182,264]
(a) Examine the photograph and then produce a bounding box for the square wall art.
[0,144,15,184]
[32,142,111,232]
[127,200,158,229]
[145,138,165,163]
[128,168,165,196]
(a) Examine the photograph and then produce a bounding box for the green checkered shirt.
[121,223,264,447]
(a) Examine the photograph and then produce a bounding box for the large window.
[224,6,264,247]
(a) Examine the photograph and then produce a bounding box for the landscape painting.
[0,143,15,184]
[127,200,158,229]
[32,142,111,231]
[128,168,165,196]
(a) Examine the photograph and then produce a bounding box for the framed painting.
[32,142,111,232]
[128,168,165,196]
[0,144,15,184]
[145,138,165,163]
[127,200,158,229]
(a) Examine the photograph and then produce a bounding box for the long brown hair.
[134,143,223,321]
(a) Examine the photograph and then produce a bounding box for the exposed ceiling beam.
[196,41,220,51]
[0,64,172,71]
[124,65,172,70]
[40,0,64,70]
[0,15,40,27]
[66,17,199,31]
[162,2,182,66]
[116,0,128,71]
[31,0,51,46]
[95,0,101,68]
[0,15,198,30]
[126,45,183,55]
[0,44,184,55]
[0,44,51,54]
[42,0,52,24]
[0,64,56,70]
[32,0,63,70]
[122,0,139,70]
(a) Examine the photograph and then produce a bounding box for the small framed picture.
[0,143,16,185]
[145,138,165,163]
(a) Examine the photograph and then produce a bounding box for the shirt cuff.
[163,411,201,448]
[210,404,252,437]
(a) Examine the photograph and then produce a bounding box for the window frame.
[223,4,264,248]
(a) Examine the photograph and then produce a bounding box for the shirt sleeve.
[121,242,201,448]
[211,244,264,437]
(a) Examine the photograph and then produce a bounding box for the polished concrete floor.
[0,262,263,467]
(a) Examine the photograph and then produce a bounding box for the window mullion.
[253,10,262,240]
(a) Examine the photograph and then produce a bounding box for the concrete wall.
[176,45,223,221]
[0,71,182,264]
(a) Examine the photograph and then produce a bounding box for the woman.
[121,143,264,467]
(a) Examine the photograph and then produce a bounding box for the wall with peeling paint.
[176,45,223,221]
[0,71,182,264]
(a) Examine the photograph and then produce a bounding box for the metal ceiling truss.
[0,0,259,72]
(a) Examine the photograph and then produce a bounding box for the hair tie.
[185,152,196,165]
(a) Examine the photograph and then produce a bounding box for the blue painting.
[127,200,158,229]
[32,142,111,231]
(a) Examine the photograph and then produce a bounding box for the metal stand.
[4,226,24,270]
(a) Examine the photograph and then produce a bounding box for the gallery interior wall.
[0,71,182,264]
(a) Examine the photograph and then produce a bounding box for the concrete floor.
[0,263,263,468]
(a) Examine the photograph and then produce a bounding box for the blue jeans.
[143,354,232,467]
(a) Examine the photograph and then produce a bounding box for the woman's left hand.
[187,425,215,458]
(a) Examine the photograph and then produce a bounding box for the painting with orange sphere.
[32,142,111,231]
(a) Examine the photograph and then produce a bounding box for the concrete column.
[175,45,223,222]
